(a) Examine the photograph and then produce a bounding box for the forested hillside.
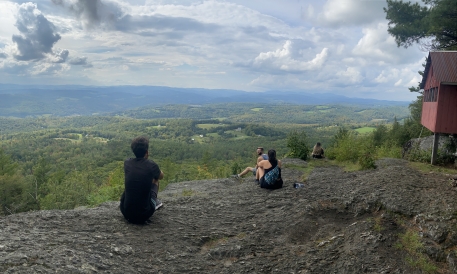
[0,101,417,216]
[0,85,408,117]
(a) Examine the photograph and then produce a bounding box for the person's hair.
[268,149,277,165]
[131,136,149,158]
[312,142,322,155]
[257,147,264,151]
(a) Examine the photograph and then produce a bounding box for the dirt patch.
[1,158,457,273]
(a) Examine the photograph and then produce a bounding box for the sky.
[0,0,427,101]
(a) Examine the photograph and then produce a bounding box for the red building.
[419,51,457,164]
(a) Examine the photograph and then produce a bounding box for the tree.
[0,148,18,176]
[286,130,310,160]
[384,0,457,50]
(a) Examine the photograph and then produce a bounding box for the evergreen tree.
[384,0,457,50]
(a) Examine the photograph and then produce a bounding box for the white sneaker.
[155,199,163,211]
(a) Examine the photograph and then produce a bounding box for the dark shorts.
[252,168,257,176]
[150,183,159,209]
[259,176,283,190]
[120,183,159,224]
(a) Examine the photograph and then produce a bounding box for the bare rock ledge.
[2,158,457,273]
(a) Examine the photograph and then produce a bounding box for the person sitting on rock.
[120,136,164,224]
[312,142,325,159]
[232,147,268,181]
[257,149,283,189]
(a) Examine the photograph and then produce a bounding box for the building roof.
[420,51,457,89]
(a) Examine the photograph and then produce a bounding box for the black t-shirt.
[122,158,161,218]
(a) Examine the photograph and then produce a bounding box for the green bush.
[327,130,377,169]
[358,144,376,169]
[286,130,310,160]
[376,141,402,158]
[327,131,359,162]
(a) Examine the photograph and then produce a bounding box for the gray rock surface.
[403,134,457,160]
[1,158,457,273]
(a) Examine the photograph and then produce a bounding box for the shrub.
[286,130,310,161]
[327,130,377,169]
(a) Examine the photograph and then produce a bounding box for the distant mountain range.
[0,84,409,117]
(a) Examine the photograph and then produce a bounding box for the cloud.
[31,62,70,75]
[115,14,220,34]
[0,52,7,59]
[352,23,419,65]
[68,56,88,65]
[336,67,363,84]
[49,49,69,63]
[12,3,62,61]
[52,0,122,29]
[253,40,328,73]
[0,59,30,76]
[317,0,386,27]
[375,67,420,88]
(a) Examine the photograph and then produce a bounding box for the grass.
[355,127,376,134]
[287,159,332,182]
[93,137,109,143]
[395,230,438,273]
[409,162,457,175]
[181,189,196,197]
[196,123,222,129]
[53,138,79,143]
[371,119,388,123]
[287,158,366,182]
[202,236,229,250]
[372,216,384,232]
[250,108,263,112]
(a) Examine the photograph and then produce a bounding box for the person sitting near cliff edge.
[312,142,325,159]
[232,147,268,181]
[257,149,283,190]
[120,136,164,224]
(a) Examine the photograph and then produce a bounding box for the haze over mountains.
[0,84,409,117]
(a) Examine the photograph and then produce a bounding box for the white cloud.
[31,62,70,75]
[352,23,420,65]
[253,40,328,73]
[0,0,426,101]
[375,67,421,88]
[336,67,363,84]
[317,0,386,27]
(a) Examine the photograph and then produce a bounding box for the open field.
[250,108,263,112]
[355,127,376,133]
[196,124,223,129]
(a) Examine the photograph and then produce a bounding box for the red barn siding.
[421,102,438,132]
[420,51,457,134]
[424,66,439,90]
[421,65,439,131]
[435,84,457,134]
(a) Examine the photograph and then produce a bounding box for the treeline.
[0,117,296,215]
[324,98,436,168]
[0,102,414,216]
[118,103,409,125]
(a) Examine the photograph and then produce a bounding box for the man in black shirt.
[120,136,164,224]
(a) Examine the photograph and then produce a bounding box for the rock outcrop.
[1,158,457,273]
[403,134,457,162]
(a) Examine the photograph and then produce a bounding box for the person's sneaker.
[155,199,163,211]
[255,179,259,184]
[231,174,240,179]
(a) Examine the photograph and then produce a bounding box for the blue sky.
[0,0,426,101]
